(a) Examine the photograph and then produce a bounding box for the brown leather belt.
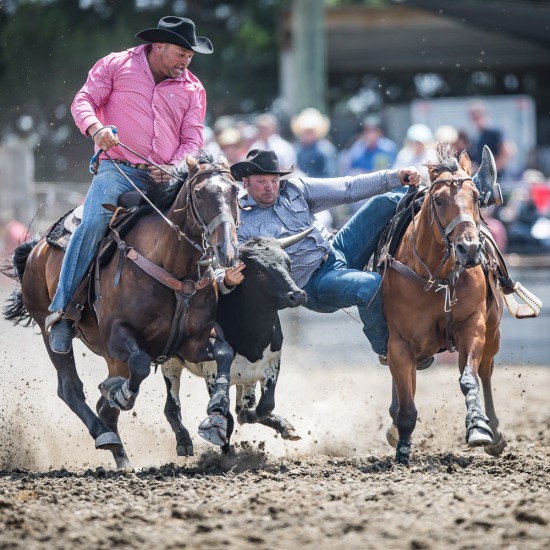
[111,159,151,171]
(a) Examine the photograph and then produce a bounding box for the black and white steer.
[161,229,312,455]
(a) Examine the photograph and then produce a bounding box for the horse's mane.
[426,142,461,179]
[147,150,219,211]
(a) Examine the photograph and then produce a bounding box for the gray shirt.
[237,170,403,288]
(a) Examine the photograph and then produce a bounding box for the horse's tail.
[2,239,39,327]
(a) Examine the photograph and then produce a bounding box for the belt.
[111,159,151,171]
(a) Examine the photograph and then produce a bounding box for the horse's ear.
[219,155,231,170]
[186,155,199,173]
[458,149,471,174]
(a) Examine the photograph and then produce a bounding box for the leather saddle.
[45,190,152,325]
[46,190,149,260]
[373,187,424,274]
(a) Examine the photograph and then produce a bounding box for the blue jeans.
[49,162,153,313]
[303,189,405,356]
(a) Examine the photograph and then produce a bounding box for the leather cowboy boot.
[49,318,75,354]
[473,145,503,208]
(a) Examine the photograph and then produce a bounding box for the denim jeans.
[49,161,154,313]
[303,189,405,356]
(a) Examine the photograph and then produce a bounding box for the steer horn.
[278,227,314,249]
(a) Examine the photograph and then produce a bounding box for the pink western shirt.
[71,44,206,166]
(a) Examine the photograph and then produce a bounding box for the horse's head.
[174,152,239,268]
[426,143,482,269]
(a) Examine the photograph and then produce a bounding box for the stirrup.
[45,309,64,335]
[500,282,542,319]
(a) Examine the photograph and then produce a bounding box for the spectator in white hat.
[392,123,437,183]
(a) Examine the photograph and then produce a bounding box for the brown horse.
[3,152,240,468]
[380,143,506,464]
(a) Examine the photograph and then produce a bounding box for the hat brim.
[136,28,213,54]
[231,161,294,182]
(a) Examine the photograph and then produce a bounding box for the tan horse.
[381,144,506,464]
[4,152,240,468]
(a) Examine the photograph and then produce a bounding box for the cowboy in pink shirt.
[48,16,214,354]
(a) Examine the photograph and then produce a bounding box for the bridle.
[429,175,480,243]
[409,175,481,283]
[178,166,239,264]
[108,154,238,267]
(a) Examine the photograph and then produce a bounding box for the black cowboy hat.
[136,16,213,54]
[231,149,294,181]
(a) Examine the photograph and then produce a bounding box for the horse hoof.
[396,439,411,465]
[484,433,507,456]
[99,376,136,411]
[395,451,410,465]
[95,431,122,451]
[386,423,398,449]
[177,444,194,457]
[222,443,232,456]
[468,427,493,447]
[198,413,228,447]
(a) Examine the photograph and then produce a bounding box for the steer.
[161,230,312,456]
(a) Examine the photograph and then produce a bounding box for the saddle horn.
[278,227,314,249]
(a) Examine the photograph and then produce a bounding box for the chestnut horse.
[4,152,240,468]
[380,144,506,464]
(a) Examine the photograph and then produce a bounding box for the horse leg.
[198,367,234,454]
[161,360,194,457]
[388,344,418,465]
[478,331,507,456]
[99,323,152,411]
[43,335,122,452]
[199,373,235,454]
[480,307,507,456]
[96,396,131,469]
[197,333,234,448]
[221,414,235,456]
[479,367,507,456]
[458,360,494,448]
[386,380,399,448]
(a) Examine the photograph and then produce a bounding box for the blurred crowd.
[3,102,549,258]
[206,101,550,254]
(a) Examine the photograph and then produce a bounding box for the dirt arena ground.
[0,281,548,549]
